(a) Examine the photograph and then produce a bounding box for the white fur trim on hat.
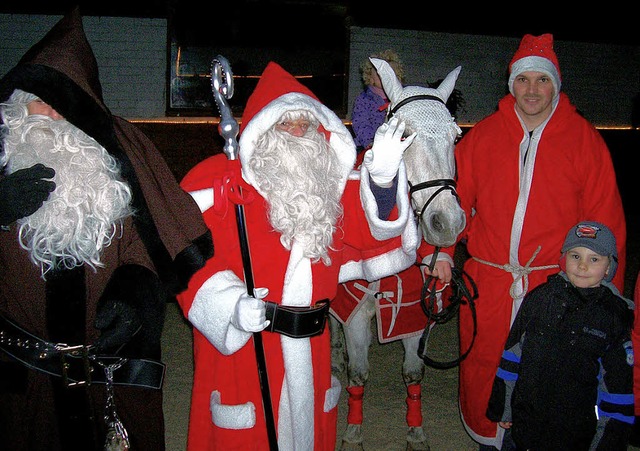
[508,55,561,98]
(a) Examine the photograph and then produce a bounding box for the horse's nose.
[429,213,445,233]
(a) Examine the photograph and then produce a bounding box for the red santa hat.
[237,61,356,195]
[508,34,561,98]
[239,61,318,134]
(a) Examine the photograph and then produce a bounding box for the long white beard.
[3,115,133,276]
[249,126,343,265]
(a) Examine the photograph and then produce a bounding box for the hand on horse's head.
[364,117,416,187]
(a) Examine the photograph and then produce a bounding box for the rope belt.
[472,245,559,300]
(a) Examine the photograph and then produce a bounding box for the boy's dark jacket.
[487,273,634,450]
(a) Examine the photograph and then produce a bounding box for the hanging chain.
[93,357,130,451]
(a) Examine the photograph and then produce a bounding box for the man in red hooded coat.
[436,34,627,450]
[178,61,419,450]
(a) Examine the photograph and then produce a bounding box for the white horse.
[330,59,465,451]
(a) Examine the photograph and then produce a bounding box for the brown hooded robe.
[0,8,213,451]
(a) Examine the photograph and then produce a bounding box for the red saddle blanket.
[331,264,448,343]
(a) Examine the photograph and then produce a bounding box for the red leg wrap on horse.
[406,383,422,427]
[346,385,365,424]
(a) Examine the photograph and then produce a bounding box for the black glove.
[94,264,166,357]
[0,163,55,225]
[94,297,143,354]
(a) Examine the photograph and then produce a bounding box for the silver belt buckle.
[57,344,92,388]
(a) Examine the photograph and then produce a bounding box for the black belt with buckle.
[0,314,164,389]
[264,299,330,338]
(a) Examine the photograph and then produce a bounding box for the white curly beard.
[2,114,133,276]
[249,123,343,265]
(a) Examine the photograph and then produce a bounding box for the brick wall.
[0,13,166,118]
[4,16,639,127]
[349,27,640,128]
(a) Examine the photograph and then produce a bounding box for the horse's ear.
[370,57,403,103]
[436,66,462,103]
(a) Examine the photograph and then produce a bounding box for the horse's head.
[371,58,466,248]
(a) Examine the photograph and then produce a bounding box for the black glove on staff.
[0,163,56,226]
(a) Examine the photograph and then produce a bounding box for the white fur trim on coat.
[210,390,256,430]
[187,270,252,354]
[188,188,214,213]
[337,163,419,283]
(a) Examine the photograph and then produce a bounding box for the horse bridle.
[386,93,447,120]
[409,179,459,224]
[387,94,460,223]
[388,94,477,369]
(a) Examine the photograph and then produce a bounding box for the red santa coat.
[445,92,626,446]
[177,62,419,451]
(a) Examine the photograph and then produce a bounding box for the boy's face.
[563,246,610,288]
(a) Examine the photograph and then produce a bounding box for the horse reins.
[411,178,476,371]
[416,250,478,369]
[388,93,478,370]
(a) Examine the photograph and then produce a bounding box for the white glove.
[363,117,416,187]
[231,287,270,333]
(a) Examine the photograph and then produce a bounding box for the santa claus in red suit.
[177,61,420,450]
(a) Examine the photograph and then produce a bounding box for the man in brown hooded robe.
[0,8,213,451]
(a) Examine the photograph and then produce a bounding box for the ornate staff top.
[211,55,239,161]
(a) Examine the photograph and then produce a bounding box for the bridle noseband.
[409,179,459,222]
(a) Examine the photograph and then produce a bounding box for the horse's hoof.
[406,426,429,450]
[340,440,365,451]
[406,440,430,451]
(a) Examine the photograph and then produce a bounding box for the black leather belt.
[0,314,164,389]
[264,299,330,338]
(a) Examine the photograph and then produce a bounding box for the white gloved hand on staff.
[231,287,270,333]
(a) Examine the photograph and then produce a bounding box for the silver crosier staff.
[210,55,279,451]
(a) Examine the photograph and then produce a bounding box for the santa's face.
[2,104,133,276]
[249,113,343,264]
[275,117,311,137]
[27,99,64,121]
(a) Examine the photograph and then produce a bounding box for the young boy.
[486,221,634,450]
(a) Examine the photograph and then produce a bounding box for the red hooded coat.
[178,61,419,450]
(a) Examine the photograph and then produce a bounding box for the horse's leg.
[329,314,347,376]
[339,296,375,450]
[402,334,430,451]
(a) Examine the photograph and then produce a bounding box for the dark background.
[2,2,639,46]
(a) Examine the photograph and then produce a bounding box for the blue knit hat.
[561,221,618,282]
